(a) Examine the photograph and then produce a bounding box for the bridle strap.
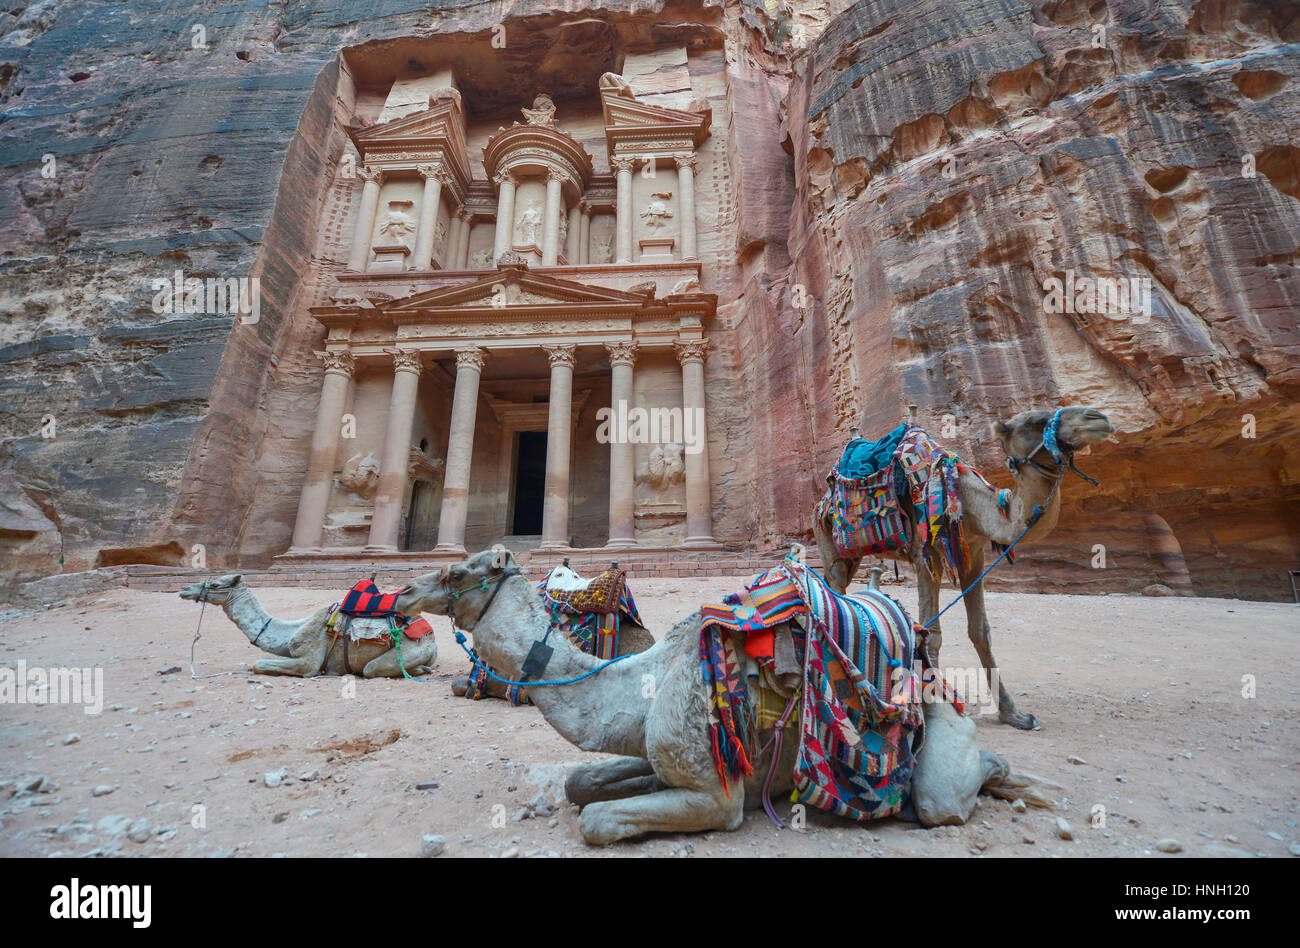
[442,568,523,630]
[1005,409,1100,486]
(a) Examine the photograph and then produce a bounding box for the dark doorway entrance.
[511,430,547,535]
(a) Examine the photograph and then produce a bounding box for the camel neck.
[960,466,1062,545]
[467,577,659,757]
[223,587,294,657]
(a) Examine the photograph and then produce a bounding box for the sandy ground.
[0,576,1296,858]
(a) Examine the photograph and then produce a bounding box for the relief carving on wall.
[593,235,613,263]
[515,204,543,246]
[640,193,674,229]
[648,443,686,490]
[337,452,381,498]
[470,247,494,268]
[377,201,417,247]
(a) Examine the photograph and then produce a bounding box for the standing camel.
[813,406,1115,730]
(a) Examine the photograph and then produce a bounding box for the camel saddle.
[539,564,626,615]
[327,580,432,643]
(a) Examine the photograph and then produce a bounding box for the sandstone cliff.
[1,0,1296,600]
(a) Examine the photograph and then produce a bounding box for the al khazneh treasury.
[285,67,722,562]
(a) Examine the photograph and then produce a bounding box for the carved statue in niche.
[640,193,674,230]
[337,452,381,498]
[557,209,568,249]
[434,218,447,254]
[470,247,494,269]
[648,443,686,489]
[377,201,417,246]
[593,235,613,263]
[522,94,557,126]
[515,204,543,246]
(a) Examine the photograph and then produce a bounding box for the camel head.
[993,406,1114,473]
[395,548,520,627]
[178,573,245,605]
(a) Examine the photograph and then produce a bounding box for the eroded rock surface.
[1,0,1296,599]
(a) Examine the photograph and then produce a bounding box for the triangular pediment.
[380,269,655,313]
[601,92,710,143]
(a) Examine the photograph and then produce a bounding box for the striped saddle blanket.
[325,580,432,644]
[699,557,929,821]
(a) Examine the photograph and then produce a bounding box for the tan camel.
[450,565,656,700]
[178,574,436,678]
[394,550,1012,844]
[813,406,1115,730]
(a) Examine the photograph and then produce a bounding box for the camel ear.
[224,573,243,586]
[993,421,1011,438]
[489,545,515,571]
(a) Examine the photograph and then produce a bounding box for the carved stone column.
[675,154,699,260]
[604,341,638,549]
[446,206,464,269]
[412,164,446,270]
[539,344,577,551]
[566,202,582,263]
[434,347,488,554]
[674,339,718,548]
[492,172,517,261]
[541,171,564,266]
[346,166,384,271]
[612,157,635,264]
[365,349,423,552]
[289,350,354,552]
[455,209,473,269]
[578,202,592,265]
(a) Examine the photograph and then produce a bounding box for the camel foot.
[451,675,469,697]
[1000,707,1039,730]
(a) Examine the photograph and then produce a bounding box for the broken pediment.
[601,86,711,148]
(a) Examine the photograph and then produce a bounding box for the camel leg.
[958,549,1038,730]
[813,517,858,593]
[253,640,330,678]
[566,757,663,806]
[915,554,943,667]
[361,636,438,678]
[577,784,743,845]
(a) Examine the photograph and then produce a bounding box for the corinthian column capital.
[611,157,636,174]
[603,340,638,367]
[673,338,710,366]
[673,153,698,172]
[315,349,355,377]
[455,346,488,372]
[385,347,423,374]
[543,343,578,370]
[358,165,384,184]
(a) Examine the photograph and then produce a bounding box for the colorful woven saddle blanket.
[326,580,432,644]
[699,557,928,821]
[462,566,644,705]
[819,423,980,583]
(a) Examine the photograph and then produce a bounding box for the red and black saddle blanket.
[329,580,432,642]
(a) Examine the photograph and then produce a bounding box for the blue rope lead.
[919,469,1065,631]
[450,628,634,688]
